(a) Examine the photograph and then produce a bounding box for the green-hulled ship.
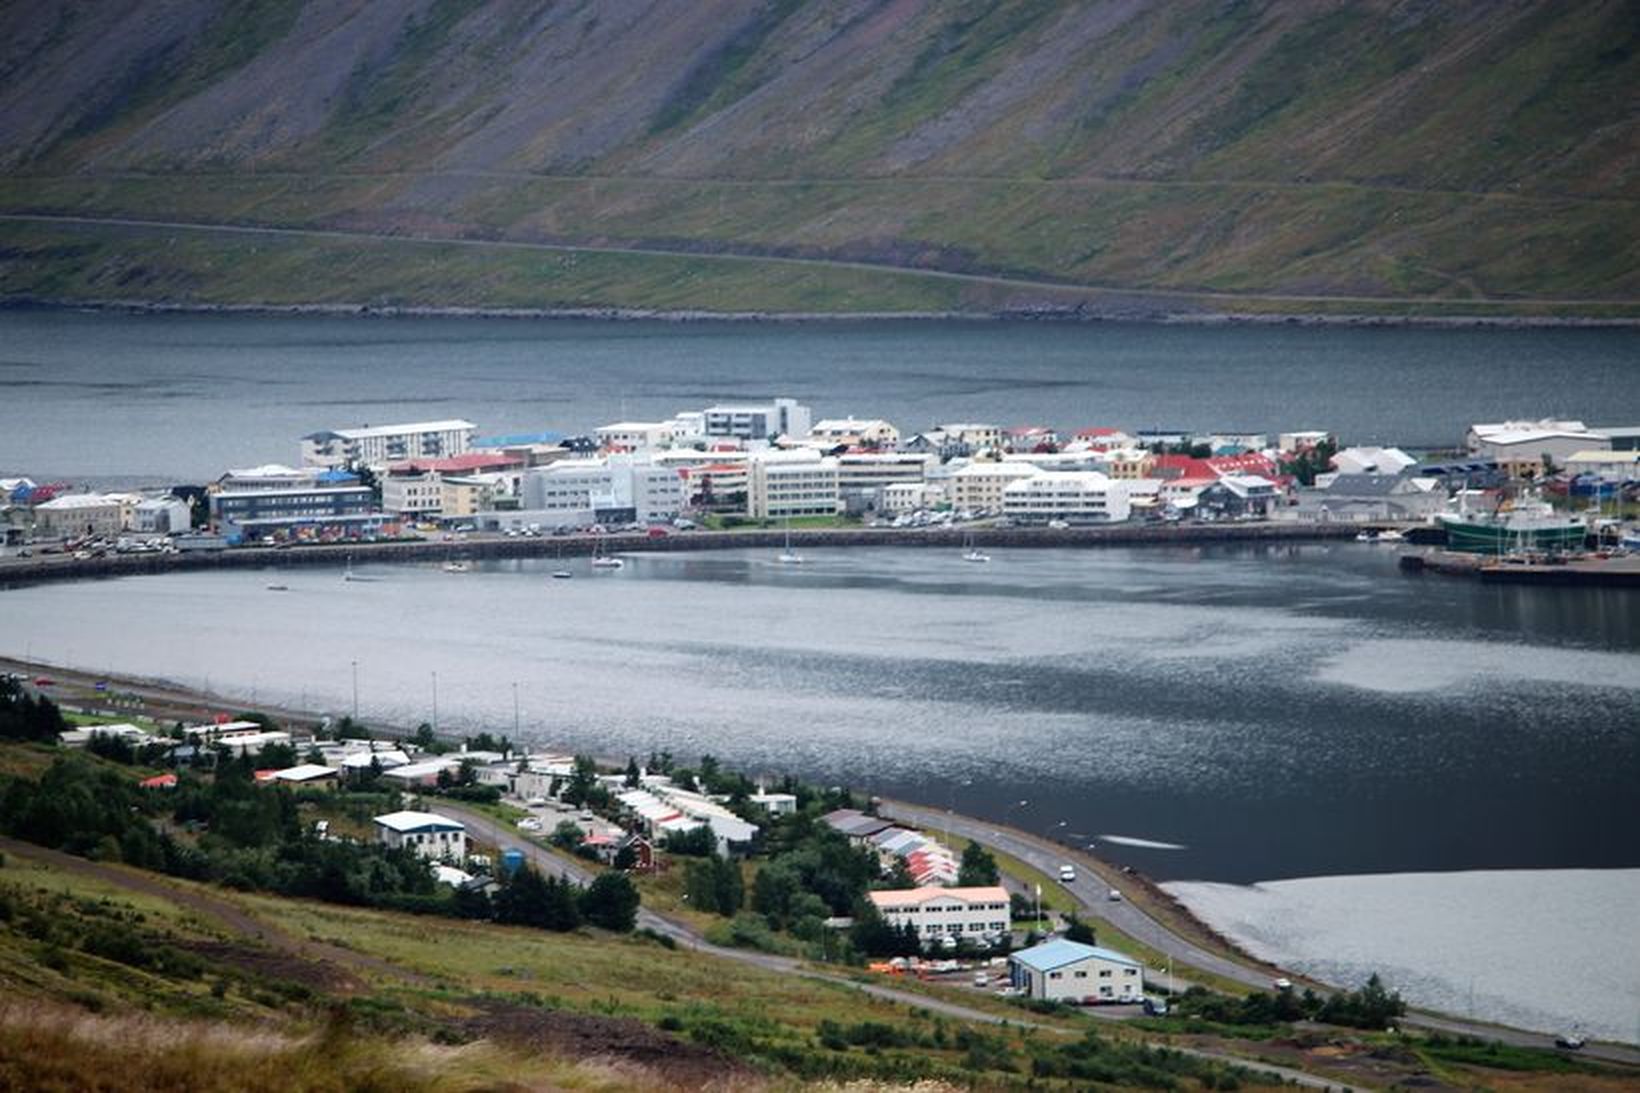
[1438,498,1587,555]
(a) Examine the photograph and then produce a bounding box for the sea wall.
[0,523,1363,589]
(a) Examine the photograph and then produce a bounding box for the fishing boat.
[1377,529,1405,543]
[1437,494,1586,555]
[442,560,471,573]
[1355,531,1377,543]
[961,532,991,563]
[551,570,573,580]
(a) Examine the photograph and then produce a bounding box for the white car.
[1058,865,1077,883]
[1106,889,1123,902]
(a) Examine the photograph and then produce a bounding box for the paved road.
[882,801,1640,1067]
[436,802,1369,1090]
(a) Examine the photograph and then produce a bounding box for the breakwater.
[1,522,1363,589]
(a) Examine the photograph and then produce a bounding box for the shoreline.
[0,521,1366,589]
[7,295,1638,329]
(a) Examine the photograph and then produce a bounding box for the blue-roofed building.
[472,431,565,449]
[1009,939,1144,1004]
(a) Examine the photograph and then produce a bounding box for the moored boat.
[1437,496,1586,555]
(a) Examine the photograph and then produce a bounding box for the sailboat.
[342,554,378,582]
[776,522,804,565]
[591,535,624,570]
[962,532,991,563]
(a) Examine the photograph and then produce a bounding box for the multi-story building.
[702,398,811,443]
[211,484,378,540]
[627,462,685,522]
[522,459,619,514]
[836,452,933,505]
[595,421,675,451]
[382,470,446,519]
[33,494,127,539]
[867,886,1011,945]
[949,462,1038,513]
[1097,448,1156,480]
[1002,472,1131,524]
[747,450,839,519]
[810,418,901,448]
[301,419,476,469]
[938,423,1004,454]
[1005,425,1058,452]
[373,811,467,863]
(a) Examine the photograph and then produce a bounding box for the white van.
[1058,864,1077,883]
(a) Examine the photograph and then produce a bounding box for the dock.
[1400,550,1640,588]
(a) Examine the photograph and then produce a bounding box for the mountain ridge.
[1,0,1635,315]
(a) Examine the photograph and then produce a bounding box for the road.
[882,800,1640,1066]
[432,802,1359,1091]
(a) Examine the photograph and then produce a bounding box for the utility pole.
[350,659,359,721]
[431,670,439,734]
[512,681,520,737]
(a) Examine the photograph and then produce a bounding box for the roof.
[388,453,525,474]
[381,759,459,780]
[312,419,477,441]
[868,886,1008,909]
[373,810,465,834]
[139,773,178,789]
[270,764,339,782]
[35,493,121,510]
[1011,939,1141,973]
[1320,473,1422,497]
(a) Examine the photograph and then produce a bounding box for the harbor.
[1400,549,1640,587]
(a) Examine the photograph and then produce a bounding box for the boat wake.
[1098,834,1188,850]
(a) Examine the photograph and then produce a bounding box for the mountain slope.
[1,0,1635,315]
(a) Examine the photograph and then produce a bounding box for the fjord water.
[3,308,1640,479]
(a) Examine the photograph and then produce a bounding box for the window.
[1048,971,1062,980]
[1123,968,1137,976]
[1074,971,1087,979]
[1099,970,1111,978]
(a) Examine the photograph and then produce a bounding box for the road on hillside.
[435,802,1370,1090]
[881,801,1640,1066]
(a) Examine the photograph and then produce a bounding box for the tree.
[663,824,716,857]
[562,755,604,808]
[550,821,584,851]
[612,843,637,872]
[623,756,641,788]
[1063,915,1096,946]
[494,867,581,931]
[879,857,916,890]
[957,841,1000,887]
[0,678,67,743]
[684,856,743,916]
[580,872,640,932]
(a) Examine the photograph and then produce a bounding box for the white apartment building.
[836,452,933,499]
[868,886,1011,943]
[1002,471,1131,524]
[702,398,812,443]
[880,481,946,514]
[522,459,619,514]
[627,461,685,521]
[373,811,467,862]
[810,418,902,448]
[132,497,192,535]
[595,421,674,451]
[301,419,476,469]
[949,462,1038,512]
[747,450,840,519]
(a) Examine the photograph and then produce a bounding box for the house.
[822,808,899,843]
[1005,426,1059,453]
[810,418,901,449]
[595,421,675,451]
[58,722,152,748]
[1564,450,1640,482]
[381,758,462,788]
[702,398,812,443]
[749,791,798,816]
[1009,939,1144,1004]
[1293,473,1446,523]
[1331,446,1417,476]
[937,423,1004,453]
[1466,419,1609,476]
[33,493,127,539]
[374,810,467,862]
[139,773,178,790]
[867,886,1011,946]
[264,764,341,788]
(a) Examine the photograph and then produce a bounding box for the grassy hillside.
[0,0,1635,315]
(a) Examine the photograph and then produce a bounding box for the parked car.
[1142,996,1169,1016]
[1555,1033,1585,1051]
[972,973,990,988]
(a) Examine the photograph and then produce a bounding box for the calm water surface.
[5,544,1636,885]
[2,309,1638,478]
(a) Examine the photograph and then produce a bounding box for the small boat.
[442,561,471,573]
[776,523,804,565]
[1377,529,1405,543]
[1355,531,1377,543]
[962,532,991,563]
[591,536,624,569]
[551,570,573,580]
[265,584,289,592]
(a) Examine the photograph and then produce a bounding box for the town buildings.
[702,398,811,443]
[747,450,840,519]
[1002,472,1132,524]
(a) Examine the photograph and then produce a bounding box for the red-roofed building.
[139,773,177,790]
[1152,454,1218,481]
[1206,453,1278,478]
[387,453,525,475]
[1005,426,1059,453]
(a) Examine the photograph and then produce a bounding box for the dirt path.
[0,836,422,991]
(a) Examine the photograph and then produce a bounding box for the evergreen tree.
[957,841,1000,887]
[580,871,640,932]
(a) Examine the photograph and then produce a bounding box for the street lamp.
[431,670,439,733]
[512,681,520,737]
[350,659,359,721]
